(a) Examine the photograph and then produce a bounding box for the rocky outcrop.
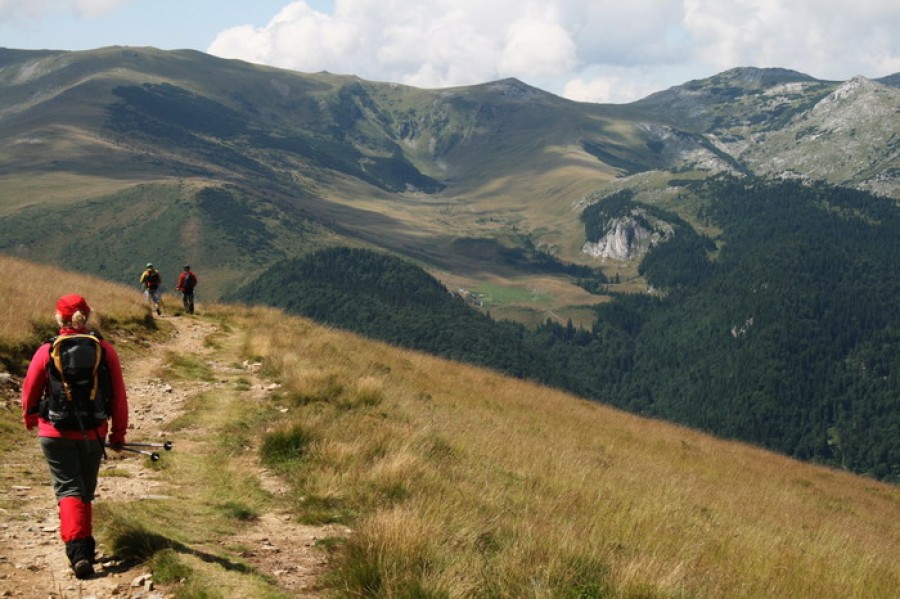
[735,75,900,196]
[582,210,674,261]
[638,122,741,173]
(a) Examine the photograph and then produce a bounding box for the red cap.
[56,294,91,321]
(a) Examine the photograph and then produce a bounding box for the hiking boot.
[73,558,94,579]
[65,535,96,573]
[156,307,161,315]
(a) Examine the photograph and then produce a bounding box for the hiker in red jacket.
[176,265,197,315]
[21,294,129,579]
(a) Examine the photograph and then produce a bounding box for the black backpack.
[145,269,160,290]
[40,333,111,431]
[182,272,196,291]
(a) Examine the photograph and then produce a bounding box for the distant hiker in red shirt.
[176,265,197,315]
[21,294,129,580]
[140,263,162,315]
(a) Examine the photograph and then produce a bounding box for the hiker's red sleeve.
[21,344,50,430]
[102,342,129,445]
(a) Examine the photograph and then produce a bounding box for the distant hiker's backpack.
[40,333,111,431]
[145,269,160,290]
[182,272,196,291]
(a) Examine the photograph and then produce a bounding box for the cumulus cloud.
[209,0,899,103]
[498,7,576,78]
[564,69,676,105]
[209,0,579,89]
[682,0,900,79]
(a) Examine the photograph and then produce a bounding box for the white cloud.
[682,0,900,79]
[209,0,583,88]
[498,7,576,78]
[564,77,634,105]
[209,2,358,75]
[207,0,900,103]
[562,66,688,105]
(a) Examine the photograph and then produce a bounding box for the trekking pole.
[119,446,160,461]
[121,441,173,451]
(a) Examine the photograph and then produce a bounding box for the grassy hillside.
[240,306,899,597]
[0,181,338,296]
[0,255,152,373]
[1,256,897,597]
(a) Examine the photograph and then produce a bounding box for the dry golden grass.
[0,255,150,366]
[236,304,900,598]
[1,257,896,597]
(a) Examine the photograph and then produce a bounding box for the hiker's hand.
[109,443,124,452]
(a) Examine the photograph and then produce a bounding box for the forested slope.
[232,177,900,481]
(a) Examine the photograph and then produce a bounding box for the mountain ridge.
[2,47,897,303]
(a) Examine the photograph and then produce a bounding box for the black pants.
[40,436,103,502]
[181,291,194,314]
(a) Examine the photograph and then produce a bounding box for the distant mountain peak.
[715,66,817,86]
[830,74,877,94]
[482,77,552,100]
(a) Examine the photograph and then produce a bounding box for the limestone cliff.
[582,209,674,261]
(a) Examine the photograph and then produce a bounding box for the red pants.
[58,496,92,542]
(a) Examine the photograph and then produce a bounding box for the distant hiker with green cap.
[21,294,129,580]
[176,265,197,315]
[140,263,162,315]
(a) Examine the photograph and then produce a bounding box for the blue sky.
[2,1,898,103]
[0,1,334,52]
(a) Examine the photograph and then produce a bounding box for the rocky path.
[0,315,340,598]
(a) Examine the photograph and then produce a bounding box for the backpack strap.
[50,333,103,403]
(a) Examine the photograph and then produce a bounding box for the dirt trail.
[0,315,339,598]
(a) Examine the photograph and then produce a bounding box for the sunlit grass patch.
[213,396,278,455]
[150,548,194,584]
[201,318,231,350]
[260,425,312,468]
[159,351,215,381]
[0,412,27,454]
[474,282,540,305]
[337,375,385,410]
[215,501,258,522]
[327,506,445,597]
[283,369,345,405]
[294,494,353,525]
[99,467,132,478]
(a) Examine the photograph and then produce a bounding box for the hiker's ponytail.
[56,310,89,329]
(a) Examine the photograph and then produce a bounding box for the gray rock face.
[582,211,673,261]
